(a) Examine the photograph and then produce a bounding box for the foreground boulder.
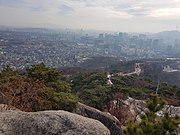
[73,102,123,135]
[0,110,110,135]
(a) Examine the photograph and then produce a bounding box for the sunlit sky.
[0,0,180,32]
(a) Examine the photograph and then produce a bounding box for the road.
[116,63,141,77]
[107,63,141,85]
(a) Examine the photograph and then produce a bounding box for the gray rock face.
[73,102,123,135]
[0,110,110,135]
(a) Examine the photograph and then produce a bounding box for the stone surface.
[157,105,180,117]
[108,97,146,123]
[0,110,110,135]
[73,102,123,135]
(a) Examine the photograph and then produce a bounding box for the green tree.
[72,72,113,110]
[26,63,71,92]
[79,85,112,109]
[0,76,54,111]
[0,64,79,112]
[125,94,180,135]
[53,92,79,111]
[0,65,19,83]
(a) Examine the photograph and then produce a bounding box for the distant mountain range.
[0,25,10,30]
[0,25,56,33]
[151,30,180,40]
[0,25,180,40]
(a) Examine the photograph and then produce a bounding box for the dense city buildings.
[0,28,180,70]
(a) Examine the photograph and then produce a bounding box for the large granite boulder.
[0,110,110,135]
[73,102,123,135]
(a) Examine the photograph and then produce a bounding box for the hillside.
[152,30,180,40]
[0,63,179,134]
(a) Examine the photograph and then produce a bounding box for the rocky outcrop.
[73,102,123,135]
[157,105,180,117]
[108,97,146,124]
[0,110,110,135]
[112,97,180,134]
[122,97,146,122]
[119,97,180,119]
[109,96,180,123]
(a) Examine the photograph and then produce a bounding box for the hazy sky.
[0,0,180,32]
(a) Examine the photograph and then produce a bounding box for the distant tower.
[156,80,160,94]
[176,26,178,31]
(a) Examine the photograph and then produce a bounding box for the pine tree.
[124,94,180,135]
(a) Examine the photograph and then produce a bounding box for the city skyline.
[0,0,180,32]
